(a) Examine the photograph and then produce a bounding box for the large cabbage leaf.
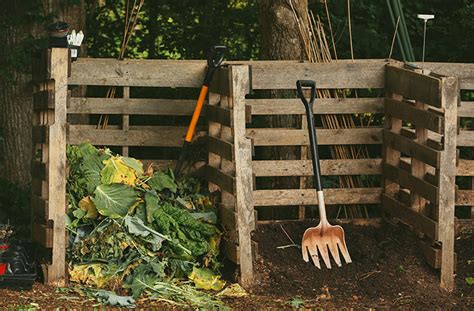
[101,157,138,186]
[92,184,137,218]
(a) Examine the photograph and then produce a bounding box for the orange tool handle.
[184,85,209,142]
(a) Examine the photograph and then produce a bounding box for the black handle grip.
[207,45,227,68]
[296,80,316,108]
[203,45,227,86]
[296,80,322,191]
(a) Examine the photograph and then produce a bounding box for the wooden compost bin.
[31,48,473,291]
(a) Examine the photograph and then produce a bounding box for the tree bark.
[0,1,87,188]
[258,0,308,132]
[259,0,308,62]
[0,2,39,188]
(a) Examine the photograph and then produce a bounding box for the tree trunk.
[259,0,308,62]
[0,2,39,188]
[0,1,87,188]
[258,0,309,211]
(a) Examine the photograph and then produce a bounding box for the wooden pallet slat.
[205,165,235,195]
[69,58,207,87]
[207,135,234,161]
[252,159,381,177]
[456,130,474,147]
[381,194,438,240]
[385,65,442,107]
[246,98,384,115]
[205,104,233,127]
[385,98,444,133]
[383,163,439,203]
[253,188,382,206]
[383,129,440,168]
[67,125,187,147]
[247,128,382,146]
[68,97,198,115]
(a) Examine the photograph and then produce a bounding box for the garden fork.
[297,80,352,269]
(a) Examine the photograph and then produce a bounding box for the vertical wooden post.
[438,76,458,291]
[230,65,255,287]
[46,48,69,285]
[411,101,427,213]
[382,93,402,197]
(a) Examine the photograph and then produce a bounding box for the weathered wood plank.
[69,58,207,87]
[46,48,69,285]
[383,163,439,203]
[385,98,444,133]
[455,190,474,206]
[230,65,255,288]
[383,129,440,168]
[457,130,474,147]
[381,194,438,240]
[438,76,458,291]
[253,188,382,206]
[207,135,234,161]
[67,125,187,147]
[205,104,232,127]
[457,102,474,117]
[415,62,474,89]
[385,65,442,107]
[249,59,387,89]
[205,165,235,195]
[399,127,443,151]
[457,160,474,176]
[68,97,197,115]
[247,128,382,146]
[69,59,388,89]
[32,222,53,248]
[252,159,381,177]
[33,90,55,111]
[246,98,384,115]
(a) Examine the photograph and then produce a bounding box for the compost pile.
[65,144,225,308]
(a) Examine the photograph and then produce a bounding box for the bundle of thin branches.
[98,0,145,129]
[289,0,371,219]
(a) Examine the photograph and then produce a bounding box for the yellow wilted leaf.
[101,157,137,186]
[69,263,111,288]
[188,267,225,291]
[79,196,98,219]
[217,283,248,298]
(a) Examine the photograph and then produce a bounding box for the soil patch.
[252,221,473,309]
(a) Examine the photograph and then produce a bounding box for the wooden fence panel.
[382,64,458,291]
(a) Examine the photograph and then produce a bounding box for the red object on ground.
[0,245,10,250]
[0,263,7,276]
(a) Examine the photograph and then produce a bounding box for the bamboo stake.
[98,0,145,129]
[289,0,370,219]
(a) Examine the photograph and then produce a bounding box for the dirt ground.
[0,221,472,309]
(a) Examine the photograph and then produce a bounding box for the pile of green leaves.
[66,143,225,308]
